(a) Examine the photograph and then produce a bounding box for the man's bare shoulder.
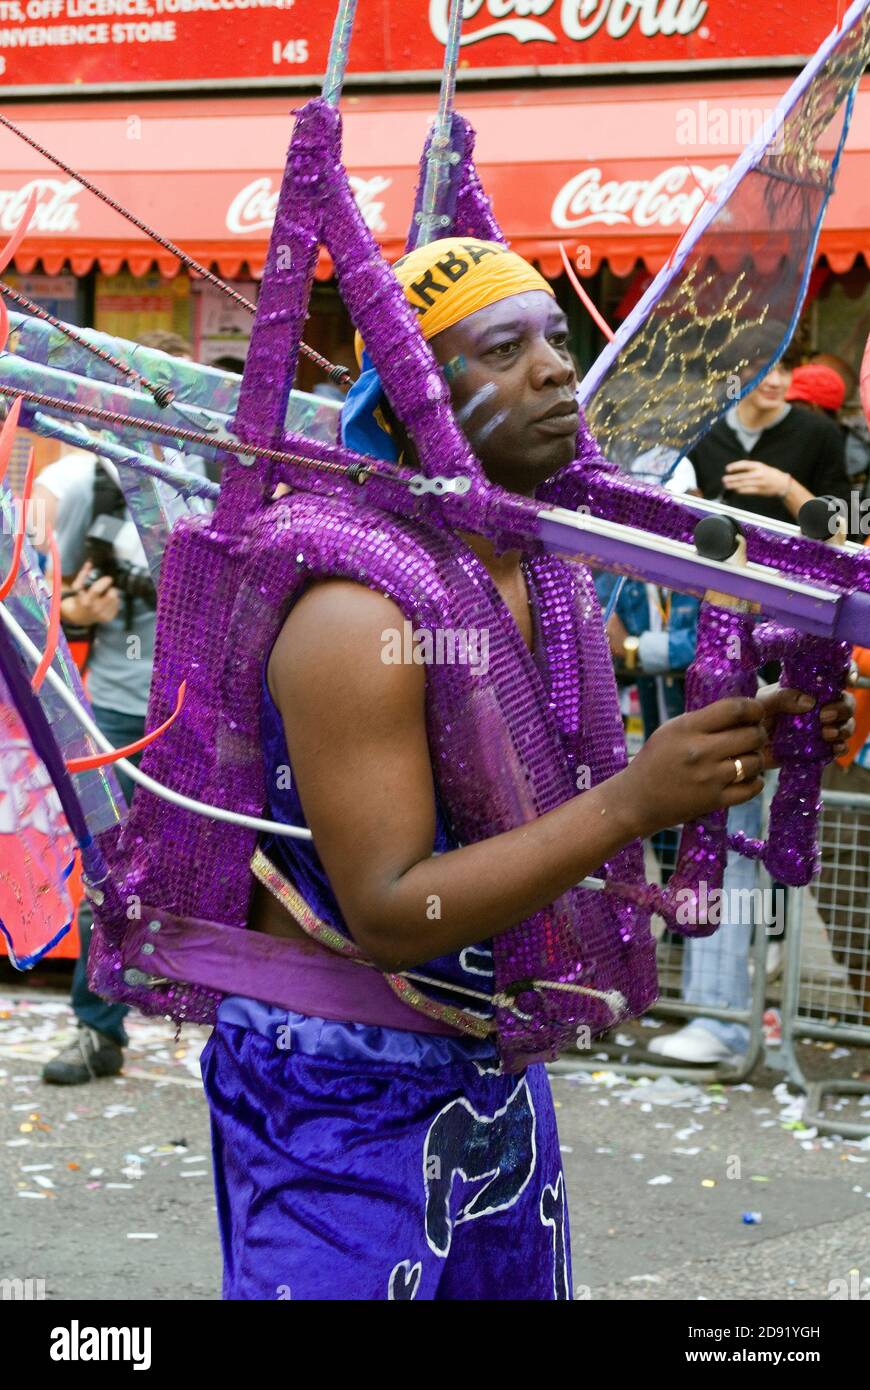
[268,580,420,716]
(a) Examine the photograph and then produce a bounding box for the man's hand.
[60,561,120,627]
[724,460,790,498]
[624,687,857,839]
[622,696,770,838]
[757,683,855,765]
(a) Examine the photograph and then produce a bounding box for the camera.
[84,514,157,609]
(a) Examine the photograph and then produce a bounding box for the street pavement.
[1,977,868,1302]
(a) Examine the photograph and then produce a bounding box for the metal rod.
[322,0,360,107]
[0,602,315,841]
[412,0,464,248]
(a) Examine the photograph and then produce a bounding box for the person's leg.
[43,706,142,1082]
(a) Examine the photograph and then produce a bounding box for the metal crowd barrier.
[550,785,870,1139]
[778,787,870,1138]
[549,824,773,1084]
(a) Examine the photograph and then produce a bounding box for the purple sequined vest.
[90,480,657,1069]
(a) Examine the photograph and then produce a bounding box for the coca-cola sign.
[428,0,709,47]
[0,2,838,95]
[0,180,80,234]
[226,175,393,237]
[551,163,729,230]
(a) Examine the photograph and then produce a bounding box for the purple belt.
[124,907,468,1037]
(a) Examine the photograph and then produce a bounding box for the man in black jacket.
[689,347,850,524]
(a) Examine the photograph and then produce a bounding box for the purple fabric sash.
[124,908,464,1036]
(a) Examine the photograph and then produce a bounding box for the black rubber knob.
[694,514,742,562]
[798,495,843,541]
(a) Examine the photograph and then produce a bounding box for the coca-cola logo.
[0,180,80,234]
[429,0,708,47]
[551,163,728,230]
[226,175,392,236]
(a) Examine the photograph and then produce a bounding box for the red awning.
[1,76,869,281]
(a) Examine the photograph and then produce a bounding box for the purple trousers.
[200,999,571,1300]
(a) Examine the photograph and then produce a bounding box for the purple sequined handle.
[602,602,758,933]
[664,603,761,934]
[763,633,851,885]
[601,604,851,927]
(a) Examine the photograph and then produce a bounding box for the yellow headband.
[355,237,554,365]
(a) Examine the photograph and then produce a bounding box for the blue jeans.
[71,703,144,1046]
[680,796,764,1054]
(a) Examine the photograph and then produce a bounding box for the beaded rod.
[0,383,402,484]
[322,0,360,108]
[3,283,173,405]
[413,0,464,249]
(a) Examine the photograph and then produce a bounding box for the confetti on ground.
[648,1175,673,1185]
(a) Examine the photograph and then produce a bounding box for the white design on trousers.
[423,1077,537,1257]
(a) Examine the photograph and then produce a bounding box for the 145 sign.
[272,39,310,65]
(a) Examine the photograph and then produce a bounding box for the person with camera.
[34,329,194,1085]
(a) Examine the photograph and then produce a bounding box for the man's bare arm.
[269,581,773,973]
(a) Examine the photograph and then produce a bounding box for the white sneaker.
[748,941,784,982]
[647,1024,738,1064]
[765,942,784,981]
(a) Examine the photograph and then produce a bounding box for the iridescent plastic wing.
[0,672,77,965]
[579,1,870,473]
[1,312,341,580]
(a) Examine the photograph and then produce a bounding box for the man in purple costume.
[200,239,855,1301]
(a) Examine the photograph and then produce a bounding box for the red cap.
[786,364,846,412]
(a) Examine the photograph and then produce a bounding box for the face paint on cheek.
[456,382,498,425]
[444,355,468,384]
[470,408,508,447]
